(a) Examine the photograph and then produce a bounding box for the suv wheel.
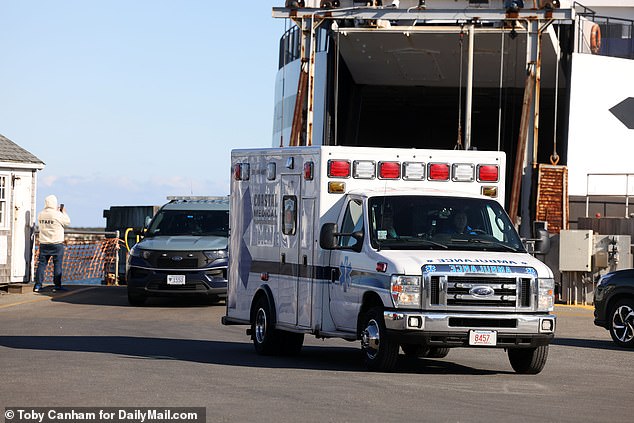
[609,299,634,348]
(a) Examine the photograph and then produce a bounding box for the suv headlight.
[596,273,614,288]
[203,249,228,261]
[537,278,555,312]
[391,275,421,307]
[129,246,151,260]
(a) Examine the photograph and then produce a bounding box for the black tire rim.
[612,304,634,344]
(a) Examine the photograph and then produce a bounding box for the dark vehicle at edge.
[594,268,634,348]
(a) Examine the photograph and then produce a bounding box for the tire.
[251,296,280,355]
[279,331,304,356]
[127,292,146,306]
[609,299,634,348]
[425,347,450,358]
[401,344,449,359]
[401,344,428,358]
[507,345,549,374]
[360,307,399,372]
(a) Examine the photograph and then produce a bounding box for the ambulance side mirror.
[320,223,364,253]
[320,223,339,249]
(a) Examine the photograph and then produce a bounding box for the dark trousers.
[36,243,65,287]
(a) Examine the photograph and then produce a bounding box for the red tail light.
[478,165,499,182]
[328,160,351,178]
[428,163,450,181]
[304,161,314,180]
[378,162,401,179]
[233,163,242,181]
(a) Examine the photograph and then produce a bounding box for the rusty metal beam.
[509,64,536,226]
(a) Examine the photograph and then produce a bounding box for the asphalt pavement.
[0,285,630,423]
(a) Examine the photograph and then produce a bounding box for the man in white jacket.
[34,195,71,292]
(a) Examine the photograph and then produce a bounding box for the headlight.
[596,273,614,288]
[203,249,228,261]
[391,275,421,307]
[537,278,554,312]
[129,247,151,260]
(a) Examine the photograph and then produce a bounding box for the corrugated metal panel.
[536,164,568,234]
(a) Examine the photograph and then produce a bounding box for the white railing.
[585,173,634,218]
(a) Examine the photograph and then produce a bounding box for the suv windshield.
[147,210,229,237]
[369,196,524,252]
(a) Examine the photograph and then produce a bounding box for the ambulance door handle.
[331,268,340,282]
[281,253,286,264]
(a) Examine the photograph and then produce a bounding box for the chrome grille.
[447,276,517,307]
[426,274,534,309]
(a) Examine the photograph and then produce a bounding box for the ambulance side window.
[282,195,297,235]
[339,199,364,248]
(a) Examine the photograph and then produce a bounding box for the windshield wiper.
[376,238,448,250]
[412,238,448,249]
[451,238,521,252]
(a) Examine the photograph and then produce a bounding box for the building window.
[0,176,6,227]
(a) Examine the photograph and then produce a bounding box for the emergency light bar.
[402,162,425,181]
[378,162,401,179]
[428,163,450,181]
[477,165,499,182]
[353,160,376,179]
[452,163,475,182]
[328,160,351,178]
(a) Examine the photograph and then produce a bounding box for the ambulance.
[223,146,556,373]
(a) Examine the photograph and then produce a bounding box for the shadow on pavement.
[47,286,224,308]
[552,337,630,352]
[0,334,505,375]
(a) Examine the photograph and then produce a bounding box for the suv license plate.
[469,330,497,346]
[167,275,186,285]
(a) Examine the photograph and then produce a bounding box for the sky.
[0,1,285,227]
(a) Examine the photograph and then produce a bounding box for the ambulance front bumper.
[383,310,555,347]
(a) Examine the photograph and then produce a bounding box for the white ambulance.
[223,146,556,373]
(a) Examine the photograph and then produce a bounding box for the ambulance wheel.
[507,345,548,374]
[252,297,279,355]
[361,307,399,372]
[279,331,304,356]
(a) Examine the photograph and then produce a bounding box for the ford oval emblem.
[171,256,183,261]
[469,286,495,297]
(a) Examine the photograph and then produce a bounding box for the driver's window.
[340,199,364,248]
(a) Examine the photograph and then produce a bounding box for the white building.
[0,134,45,284]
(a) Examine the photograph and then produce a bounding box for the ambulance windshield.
[368,196,524,252]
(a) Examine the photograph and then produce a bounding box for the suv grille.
[146,251,208,269]
[157,257,199,268]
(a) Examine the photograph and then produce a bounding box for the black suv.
[126,197,229,306]
[594,268,634,348]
